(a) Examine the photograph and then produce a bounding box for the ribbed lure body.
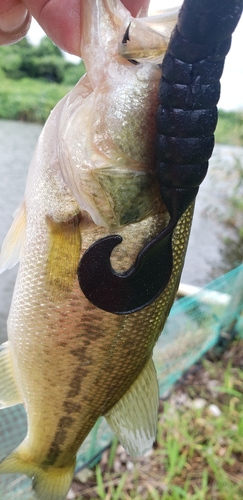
[156,0,243,206]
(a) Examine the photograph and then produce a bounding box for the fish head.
[59,1,179,228]
[80,1,179,86]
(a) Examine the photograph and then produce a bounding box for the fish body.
[0,1,193,499]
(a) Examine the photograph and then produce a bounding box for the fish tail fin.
[0,447,75,500]
[32,463,75,500]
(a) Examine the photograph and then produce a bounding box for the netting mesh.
[0,264,243,499]
[154,264,243,395]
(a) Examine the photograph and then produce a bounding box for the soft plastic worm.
[78,0,243,315]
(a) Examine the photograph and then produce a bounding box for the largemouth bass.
[0,2,182,498]
[0,0,180,500]
[2,0,241,498]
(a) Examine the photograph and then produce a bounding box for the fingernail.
[0,3,28,33]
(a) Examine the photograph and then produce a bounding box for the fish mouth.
[118,9,179,65]
[121,23,139,65]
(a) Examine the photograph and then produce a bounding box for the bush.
[30,55,66,82]
[62,60,86,85]
[216,109,243,146]
[0,77,72,122]
[0,36,85,84]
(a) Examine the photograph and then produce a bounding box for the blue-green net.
[1,264,243,499]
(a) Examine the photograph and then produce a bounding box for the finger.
[122,0,150,16]
[23,0,82,56]
[0,1,31,45]
[22,0,150,57]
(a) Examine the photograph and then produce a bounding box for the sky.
[27,0,243,111]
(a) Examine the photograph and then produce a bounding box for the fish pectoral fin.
[105,357,159,457]
[0,445,75,500]
[0,202,26,274]
[0,341,23,408]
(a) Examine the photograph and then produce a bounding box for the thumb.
[0,1,31,45]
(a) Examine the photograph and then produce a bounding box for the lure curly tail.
[78,0,243,314]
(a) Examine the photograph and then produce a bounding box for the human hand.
[0,0,150,55]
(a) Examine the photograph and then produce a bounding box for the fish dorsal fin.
[0,341,23,408]
[0,202,26,274]
[105,357,159,457]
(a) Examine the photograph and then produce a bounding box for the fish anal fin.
[105,357,159,457]
[0,202,26,274]
[0,341,23,408]
[46,212,81,300]
[0,445,75,500]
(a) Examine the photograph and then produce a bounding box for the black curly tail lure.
[78,0,243,315]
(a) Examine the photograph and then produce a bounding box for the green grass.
[71,339,243,500]
[215,110,243,146]
[0,76,72,123]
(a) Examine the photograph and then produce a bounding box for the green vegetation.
[0,36,86,122]
[215,110,243,146]
[70,339,243,500]
[0,77,72,122]
[0,36,85,84]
